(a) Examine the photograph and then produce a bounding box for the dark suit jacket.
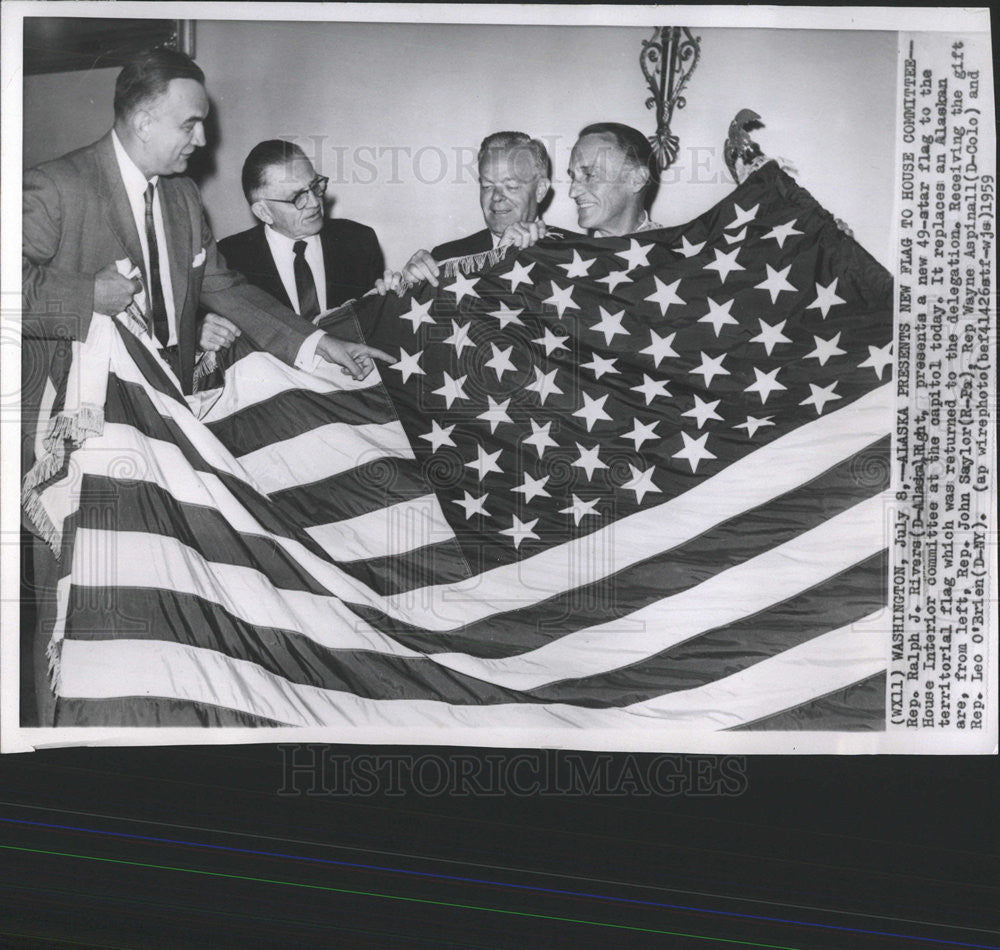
[431,225,574,262]
[431,228,494,262]
[22,132,320,399]
[218,219,384,313]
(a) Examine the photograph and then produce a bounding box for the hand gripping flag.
[24,162,894,731]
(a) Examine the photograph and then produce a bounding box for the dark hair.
[577,122,658,189]
[241,140,308,200]
[113,47,205,121]
[478,131,551,179]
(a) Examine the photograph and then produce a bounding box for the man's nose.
[191,123,206,147]
[568,179,583,199]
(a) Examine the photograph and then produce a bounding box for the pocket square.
[191,248,207,267]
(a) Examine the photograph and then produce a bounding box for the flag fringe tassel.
[21,406,105,554]
[46,635,62,697]
[440,244,511,277]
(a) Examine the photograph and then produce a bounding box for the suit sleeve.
[194,196,323,366]
[22,167,96,340]
[364,227,385,290]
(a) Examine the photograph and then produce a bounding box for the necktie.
[143,183,169,347]
[293,240,320,319]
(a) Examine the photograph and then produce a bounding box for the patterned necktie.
[143,183,169,346]
[293,239,320,319]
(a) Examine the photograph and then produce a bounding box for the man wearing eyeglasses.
[21,49,394,725]
[208,139,384,351]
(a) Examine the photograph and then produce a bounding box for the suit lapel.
[471,229,494,255]
[159,179,192,322]
[93,134,145,274]
[320,221,340,300]
[253,226,292,308]
[93,134,192,320]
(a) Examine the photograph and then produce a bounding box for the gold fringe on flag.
[21,405,106,553]
[439,244,511,278]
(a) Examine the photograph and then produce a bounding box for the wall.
[22,66,117,170]
[23,22,897,268]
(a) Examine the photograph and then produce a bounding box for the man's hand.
[370,269,407,297]
[497,220,547,250]
[369,250,440,297]
[316,334,395,380]
[402,249,439,287]
[199,312,241,352]
[93,262,140,316]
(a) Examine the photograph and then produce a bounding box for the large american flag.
[28,162,893,731]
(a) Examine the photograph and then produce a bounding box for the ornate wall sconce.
[640,27,701,172]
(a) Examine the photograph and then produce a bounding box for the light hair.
[477,131,551,180]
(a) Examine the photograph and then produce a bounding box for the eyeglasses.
[263,175,328,211]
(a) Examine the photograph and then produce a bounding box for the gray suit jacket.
[22,132,319,398]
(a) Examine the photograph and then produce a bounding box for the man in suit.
[22,48,392,390]
[388,131,557,290]
[21,48,392,724]
[566,122,663,236]
[212,140,384,340]
[428,123,662,273]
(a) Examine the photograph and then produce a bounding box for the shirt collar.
[264,225,321,256]
[633,211,664,233]
[111,130,158,198]
[594,211,662,238]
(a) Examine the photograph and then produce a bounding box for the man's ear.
[534,177,551,204]
[628,164,650,195]
[250,199,273,226]
[132,109,153,143]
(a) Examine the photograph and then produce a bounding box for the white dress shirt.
[262,227,328,371]
[114,132,326,371]
[632,211,665,233]
[263,227,328,315]
[111,131,178,346]
[594,211,664,238]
